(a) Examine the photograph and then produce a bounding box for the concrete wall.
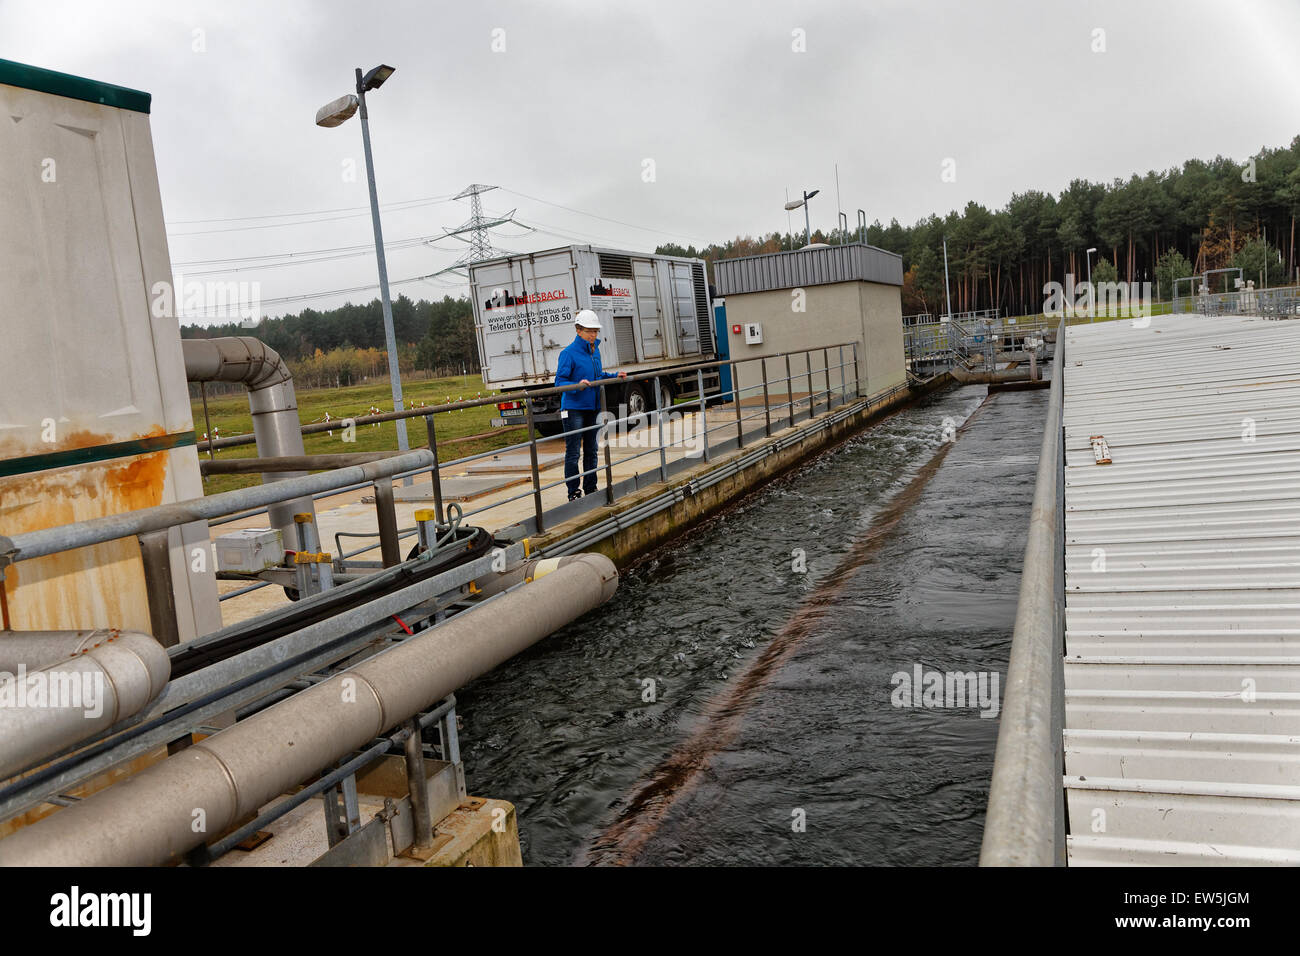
[722,280,905,402]
[859,281,906,393]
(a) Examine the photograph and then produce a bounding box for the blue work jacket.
[555,335,619,411]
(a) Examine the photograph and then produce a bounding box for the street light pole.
[354,67,409,454]
[1086,247,1097,323]
[942,235,953,322]
[783,188,820,248]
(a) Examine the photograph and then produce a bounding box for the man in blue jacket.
[555,310,625,500]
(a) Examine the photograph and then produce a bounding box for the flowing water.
[456,383,1048,865]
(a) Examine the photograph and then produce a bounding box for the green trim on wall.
[0,58,151,114]
[0,431,196,479]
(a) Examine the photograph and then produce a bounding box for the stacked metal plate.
[1061,314,1300,865]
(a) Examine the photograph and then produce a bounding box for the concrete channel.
[459,379,1050,865]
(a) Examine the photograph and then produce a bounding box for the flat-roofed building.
[714,243,905,403]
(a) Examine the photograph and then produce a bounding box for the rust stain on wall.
[0,427,168,635]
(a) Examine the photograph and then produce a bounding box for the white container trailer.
[470,245,717,433]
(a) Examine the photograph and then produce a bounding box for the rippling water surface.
[456,383,1048,865]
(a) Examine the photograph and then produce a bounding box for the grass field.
[1002,300,1175,326]
[191,373,523,495]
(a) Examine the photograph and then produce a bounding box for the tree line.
[659,135,1300,317]
[180,294,479,384]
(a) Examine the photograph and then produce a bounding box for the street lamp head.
[783,199,805,211]
[362,64,396,91]
[805,189,820,200]
[1087,247,1097,254]
[315,93,359,128]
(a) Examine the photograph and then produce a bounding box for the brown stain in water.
[0,426,169,635]
[580,397,994,866]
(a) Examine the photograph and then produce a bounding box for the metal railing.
[1173,284,1300,317]
[199,341,878,604]
[0,450,440,634]
[980,319,1066,866]
[904,314,1052,373]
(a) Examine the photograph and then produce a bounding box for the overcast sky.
[3,0,1297,320]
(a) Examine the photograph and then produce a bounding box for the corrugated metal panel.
[714,242,903,295]
[1061,314,1300,866]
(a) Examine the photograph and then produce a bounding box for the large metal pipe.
[949,366,1035,385]
[0,553,618,866]
[182,337,313,549]
[0,629,113,672]
[0,629,170,780]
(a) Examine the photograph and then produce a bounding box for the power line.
[174,233,444,266]
[175,234,458,276]
[179,183,704,318]
[167,195,456,237]
[182,272,449,319]
[166,193,455,225]
[499,187,707,246]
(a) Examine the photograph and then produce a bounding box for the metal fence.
[202,342,871,602]
[904,314,1052,374]
[980,319,1066,866]
[1172,285,1300,317]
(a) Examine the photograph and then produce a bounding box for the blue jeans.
[562,408,599,496]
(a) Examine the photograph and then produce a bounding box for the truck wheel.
[534,418,563,437]
[624,382,650,418]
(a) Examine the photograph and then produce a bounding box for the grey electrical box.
[215,528,284,573]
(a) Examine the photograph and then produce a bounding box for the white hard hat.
[575,309,601,330]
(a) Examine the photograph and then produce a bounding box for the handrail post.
[696,367,710,462]
[733,362,744,448]
[372,479,401,568]
[404,717,433,850]
[837,345,845,405]
[852,342,862,397]
[600,385,615,505]
[138,530,180,648]
[524,396,545,534]
[423,413,445,524]
[761,358,772,437]
[785,354,795,430]
[822,347,831,410]
[655,376,668,483]
[805,352,816,420]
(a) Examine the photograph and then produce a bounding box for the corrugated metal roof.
[1060,314,1300,866]
[714,242,903,295]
